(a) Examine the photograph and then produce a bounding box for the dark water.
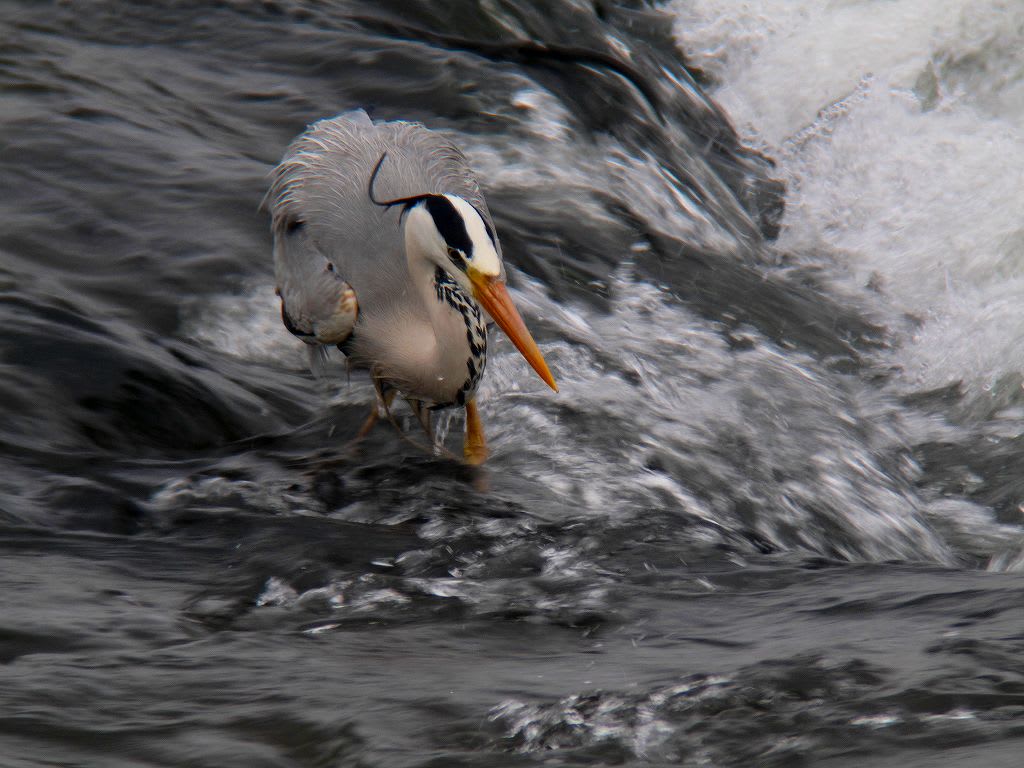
[3,1,1024,765]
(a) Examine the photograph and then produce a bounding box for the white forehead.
[445,195,501,277]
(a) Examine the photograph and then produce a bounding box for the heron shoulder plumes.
[268,110,556,464]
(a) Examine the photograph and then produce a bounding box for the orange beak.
[469,271,558,392]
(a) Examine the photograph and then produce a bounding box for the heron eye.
[447,247,465,266]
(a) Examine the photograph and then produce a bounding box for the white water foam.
[483,270,956,563]
[672,0,1024,402]
[182,282,303,367]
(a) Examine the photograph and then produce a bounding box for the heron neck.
[405,239,480,381]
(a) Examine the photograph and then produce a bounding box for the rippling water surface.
[3,1,1024,765]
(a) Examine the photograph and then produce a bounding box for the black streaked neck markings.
[433,266,487,407]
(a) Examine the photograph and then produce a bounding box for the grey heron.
[267,110,557,464]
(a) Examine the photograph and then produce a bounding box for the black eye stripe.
[424,196,474,258]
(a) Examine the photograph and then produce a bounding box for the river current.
[2,1,1024,765]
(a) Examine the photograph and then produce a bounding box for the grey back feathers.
[268,111,502,317]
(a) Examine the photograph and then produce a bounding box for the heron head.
[403,193,502,287]
[367,151,556,392]
[403,195,557,393]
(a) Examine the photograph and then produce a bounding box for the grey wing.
[274,219,358,347]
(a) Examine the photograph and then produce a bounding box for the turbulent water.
[3,1,1024,765]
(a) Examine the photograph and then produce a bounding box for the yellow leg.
[463,399,489,465]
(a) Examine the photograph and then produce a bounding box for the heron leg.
[352,378,396,443]
[463,399,489,465]
[406,399,434,444]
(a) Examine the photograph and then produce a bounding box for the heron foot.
[463,399,489,465]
